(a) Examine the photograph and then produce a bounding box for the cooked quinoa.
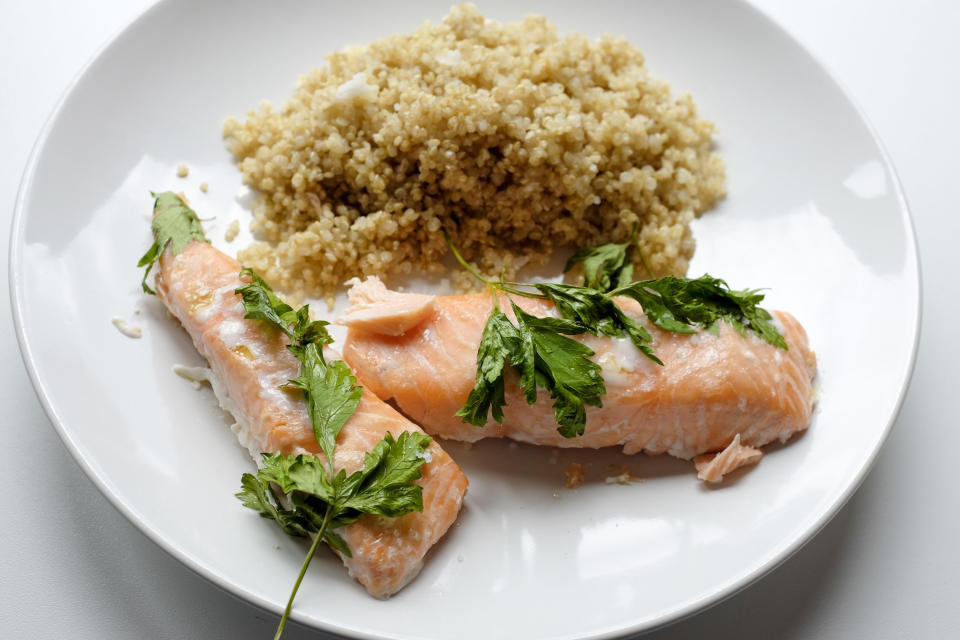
[224,219,240,242]
[223,4,725,302]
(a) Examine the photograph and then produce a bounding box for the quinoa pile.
[223,4,725,302]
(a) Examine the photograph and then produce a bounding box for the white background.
[2,1,956,638]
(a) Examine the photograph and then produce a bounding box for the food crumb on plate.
[199,181,209,193]
[111,316,142,339]
[565,462,585,489]
[604,467,644,485]
[176,163,189,178]
[172,364,211,390]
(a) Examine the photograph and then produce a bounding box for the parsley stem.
[442,228,492,285]
[607,279,654,298]
[634,245,654,280]
[498,284,547,299]
[442,228,551,302]
[273,505,333,640]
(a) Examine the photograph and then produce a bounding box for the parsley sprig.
[446,230,787,438]
[232,272,431,639]
[137,191,208,294]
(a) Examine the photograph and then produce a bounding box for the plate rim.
[8,0,922,637]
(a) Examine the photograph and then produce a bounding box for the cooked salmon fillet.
[154,242,468,598]
[340,277,817,470]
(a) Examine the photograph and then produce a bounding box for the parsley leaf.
[262,452,334,500]
[614,275,788,350]
[339,431,432,517]
[235,268,332,347]
[137,191,208,294]
[455,299,606,437]
[511,304,605,438]
[236,470,311,537]
[562,222,639,292]
[534,282,662,364]
[564,241,633,292]
[236,432,431,547]
[286,343,363,466]
[456,309,519,426]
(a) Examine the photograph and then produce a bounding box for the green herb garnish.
[613,276,788,349]
[512,303,605,438]
[232,271,431,639]
[562,222,642,292]
[235,268,333,349]
[137,191,208,294]
[456,309,517,427]
[446,229,787,438]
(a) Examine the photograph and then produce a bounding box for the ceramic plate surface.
[10,0,919,638]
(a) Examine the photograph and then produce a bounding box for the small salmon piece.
[337,277,436,336]
[341,277,817,471]
[693,434,764,483]
[154,243,467,599]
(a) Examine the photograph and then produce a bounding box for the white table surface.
[2,1,956,638]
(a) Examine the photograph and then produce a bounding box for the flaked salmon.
[155,241,467,598]
[693,434,763,483]
[340,277,817,475]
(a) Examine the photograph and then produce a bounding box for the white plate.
[10,0,919,638]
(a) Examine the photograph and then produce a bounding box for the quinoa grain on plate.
[223,3,725,303]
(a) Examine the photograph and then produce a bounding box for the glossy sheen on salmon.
[340,278,817,464]
[155,243,468,598]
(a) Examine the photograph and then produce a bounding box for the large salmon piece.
[155,242,468,598]
[340,277,818,480]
